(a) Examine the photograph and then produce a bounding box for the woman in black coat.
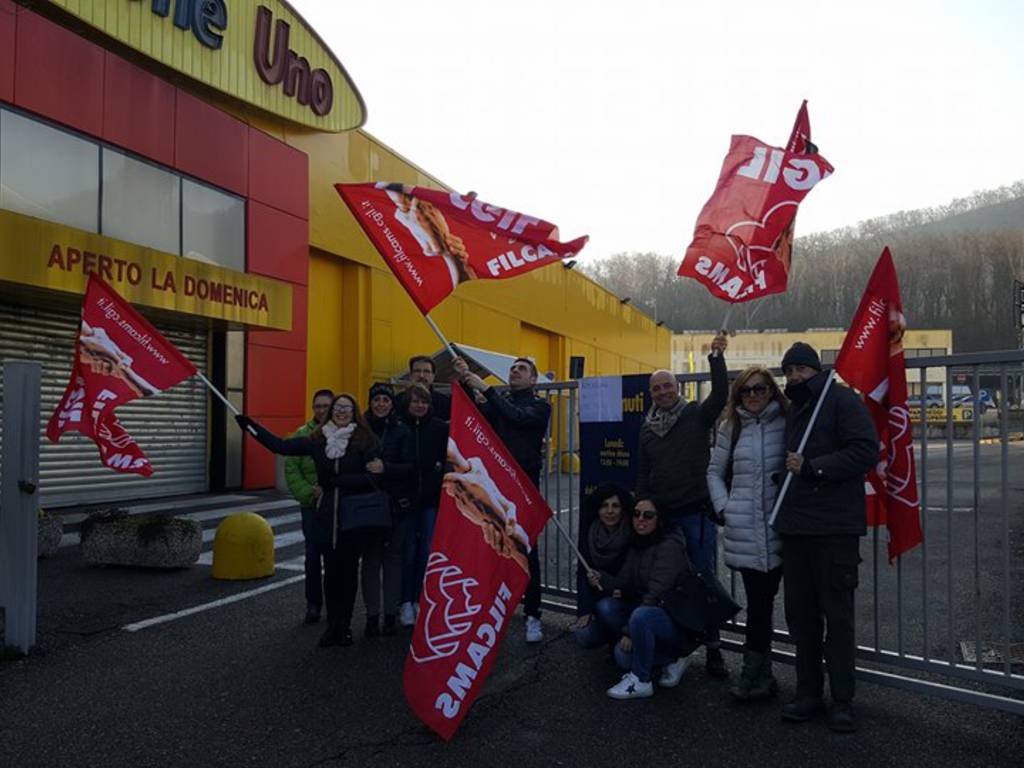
[361,383,414,637]
[235,393,381,648]
[397,383,449,627]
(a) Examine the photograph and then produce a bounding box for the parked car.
[911,393,945,409]
[952,390,996,413]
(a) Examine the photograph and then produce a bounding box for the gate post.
[0,360,42,654]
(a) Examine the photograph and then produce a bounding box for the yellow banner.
[908,406,974,423]
[44,0,365,132]
[0,209,292,330]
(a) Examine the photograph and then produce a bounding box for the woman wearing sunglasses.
[707,366,788,701]
[587,504,693,699]
[235,394,382,649]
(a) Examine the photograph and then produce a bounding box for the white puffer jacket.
[707,400,786,572]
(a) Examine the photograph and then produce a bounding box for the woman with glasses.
[586,504,694,700]
[235,394,382,649]
[707,366,788,701]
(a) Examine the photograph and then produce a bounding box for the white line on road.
[196,529,307,565]
[60,494,262,525]
[122,575,305,632]
[200,513,302,544]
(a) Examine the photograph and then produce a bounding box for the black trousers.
[323,533,364,628]
[523,546,542,618]
[781,534,860,703]
[738,567,783,653]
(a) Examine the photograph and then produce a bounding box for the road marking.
[196,529,306,565]
[200,513,302,544]
[122,575,305,632]
[60,494,262,525]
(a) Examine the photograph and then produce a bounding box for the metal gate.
[0,301,209,508]
[534,348,1024,715]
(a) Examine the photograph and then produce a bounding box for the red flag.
[403,385,553,740]
[46,275,197,476]
[678,103,832,303]
[335,183,588,314]
[786,99,815,154]
[833,248,922,561]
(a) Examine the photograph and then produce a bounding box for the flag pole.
[424,313,458,360]
[712,305,734,358]
[195,371,238,415]
[545,510,595,575]
[767,369,837,526]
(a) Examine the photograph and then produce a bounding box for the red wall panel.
[102,53,175,166]
[175,89,248,196]
[249,284,307,351]
[14,10,104,135]
[242,415,304,489]
[0,1,15,103]
[247,201,309,285]
[245,344,306,417]
[248,128,308,220]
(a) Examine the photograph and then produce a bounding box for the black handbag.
[338,487,392,532]
[660,571,742,634]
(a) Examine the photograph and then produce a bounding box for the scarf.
[322,422,356,460]
[588,519,631,570]
[645,397,686,438]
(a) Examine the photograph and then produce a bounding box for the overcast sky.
[292,0,1024,262]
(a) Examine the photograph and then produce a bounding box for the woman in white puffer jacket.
[707,366,788,701]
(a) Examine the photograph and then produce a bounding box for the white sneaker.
[399,602,416,627]
[607,672,654,700]
[658,656,691,688]
[525,616,543,643]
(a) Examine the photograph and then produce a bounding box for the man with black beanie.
[773,342,877,733]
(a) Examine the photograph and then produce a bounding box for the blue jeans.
[575,597,633,648]
[401,506,437,604]
[614,606,685,683]
[670,511,721,648]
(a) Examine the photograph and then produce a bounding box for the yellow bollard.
[560,452,580,474]
[211,512,275,580]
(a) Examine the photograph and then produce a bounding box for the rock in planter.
[37,514,63,558]
[80,510,202,568]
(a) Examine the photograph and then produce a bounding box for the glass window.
[1,109,99,231]
[182,179,244,270]
[102,149,180,254]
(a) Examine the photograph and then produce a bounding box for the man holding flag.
[453,355,552,644]
[773,342,877,733]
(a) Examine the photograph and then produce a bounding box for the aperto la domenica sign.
[44,0,366,132]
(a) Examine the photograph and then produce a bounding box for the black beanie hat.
[781,342,822,372]
[368,382,395,402]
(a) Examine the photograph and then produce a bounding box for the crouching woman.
[589,505,694,699]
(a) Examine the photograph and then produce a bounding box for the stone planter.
[37,514,63,558]
[81,510,202,568]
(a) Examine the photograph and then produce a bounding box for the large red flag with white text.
[678,102,832,303]
[46,275,197,476]
[403,385,553,740]
[335,183,588,314]
[833,248,922,561]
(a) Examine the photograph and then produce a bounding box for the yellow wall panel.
[306,251,346,403]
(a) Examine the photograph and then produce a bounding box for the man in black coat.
[398,355,451,421]
[454,355,552,644]
[773,342,878,733]
[634,333,730,676]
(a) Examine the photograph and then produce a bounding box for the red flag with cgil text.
[335,183,588,314]
[833,248,922,561]
[403,385,553,740]
[678,102,832,303]
[46,275,197,476]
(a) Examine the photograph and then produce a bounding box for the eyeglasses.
[332,404,354,413]
[739,384,770,397]
[633,510,657,521]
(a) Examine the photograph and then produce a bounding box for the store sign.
[44,1,364,132]
[0,210,292,330]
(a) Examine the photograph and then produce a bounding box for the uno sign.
[45,1,365,131]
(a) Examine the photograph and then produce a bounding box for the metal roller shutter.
[0,301,209,508]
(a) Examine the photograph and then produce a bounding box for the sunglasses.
[633,510,657,521]
[739,384,770,397]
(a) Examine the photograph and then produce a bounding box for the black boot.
[318,621,343,648]
[382,615,397,636]
[781,696,825,722]
[827,702,858,733]
[303,604,321,625]
[365,615,380,638]
[706,647,728,679]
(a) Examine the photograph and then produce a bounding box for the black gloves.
[234,414,257,435]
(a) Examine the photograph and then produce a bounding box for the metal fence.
[534,348,1024,715]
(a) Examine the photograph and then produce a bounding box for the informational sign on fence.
[579,376,623,423]
[579,374,650,499]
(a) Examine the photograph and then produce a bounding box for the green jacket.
[284,419,319,507]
